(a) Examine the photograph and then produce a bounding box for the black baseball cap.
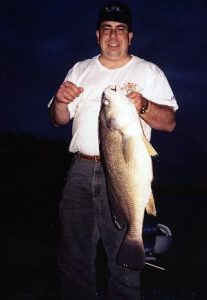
[96,1,133,32]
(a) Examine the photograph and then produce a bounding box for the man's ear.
[96,30,100,43]
[129,32,133,45]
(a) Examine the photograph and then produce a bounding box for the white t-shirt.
[59,55,178,155]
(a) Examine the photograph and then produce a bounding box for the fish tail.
[116,235,145,270]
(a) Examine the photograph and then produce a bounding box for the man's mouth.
[108,43,119,47]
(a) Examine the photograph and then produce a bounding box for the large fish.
[99,85,157,270]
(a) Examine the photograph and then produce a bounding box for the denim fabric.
[58,155,141,300]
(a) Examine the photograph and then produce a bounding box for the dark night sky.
[0,0,207,187]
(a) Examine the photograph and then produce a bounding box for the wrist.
[54,96,68,107]
[139,98,149,114]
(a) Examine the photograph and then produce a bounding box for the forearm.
[50,97,71,126]
[140,100,176,132]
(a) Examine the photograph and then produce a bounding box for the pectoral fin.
[122,136,137,164]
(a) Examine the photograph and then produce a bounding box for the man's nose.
[109,28,118,36]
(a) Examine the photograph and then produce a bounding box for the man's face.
[96,21,133,60]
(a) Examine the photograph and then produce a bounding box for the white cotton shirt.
[56,55,178,155]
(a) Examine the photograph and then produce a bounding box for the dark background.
[0,0,207,299]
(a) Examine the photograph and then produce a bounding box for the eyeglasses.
[100,25,128,36]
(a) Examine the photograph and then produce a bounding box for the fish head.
[102,85,127,106]
[101,85,138,132]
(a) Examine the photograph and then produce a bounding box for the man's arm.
[49,81,84,126]
[140,100,175,132]
[128,91,176,132]
[50,100,71,126]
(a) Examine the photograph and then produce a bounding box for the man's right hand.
[55,81,84,104]
[50,81,83,125]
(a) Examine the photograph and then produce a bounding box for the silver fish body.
[99,85,157,270]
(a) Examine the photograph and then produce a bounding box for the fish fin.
[122,137,136,163]
[146,193,157,216]
[116,236,145,271]
[142,136,158,157]
[111,211,126,230]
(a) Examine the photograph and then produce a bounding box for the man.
[49,2,178,299]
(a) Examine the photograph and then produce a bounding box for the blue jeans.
[58,155,141,300]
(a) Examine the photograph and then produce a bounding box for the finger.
[55,88,74,104]
[63,81,84,97]
[127,91,138,99]
[78,86,84,94]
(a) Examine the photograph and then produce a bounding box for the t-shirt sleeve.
[143,63,178,111]
[47,62,81,119]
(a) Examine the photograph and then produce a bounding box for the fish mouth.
[102,85,117,105]
[103,86,117,104]
[110,86,117,92]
